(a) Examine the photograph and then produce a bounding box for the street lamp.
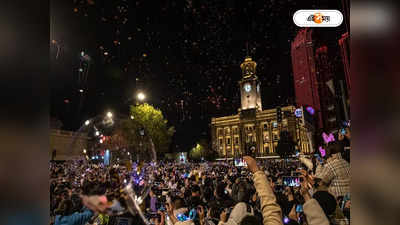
[85,120,90,126]
[83,149,87,154]
[107,112,113,118]
[137,92,146,101]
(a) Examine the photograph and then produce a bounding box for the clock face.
[244,83,251,92]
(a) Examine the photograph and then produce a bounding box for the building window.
[264,146,269,154]
[226,138,231,145]
[263,124,268,130]
[273,134,278,141]
[246,135,251,142]
[263,133,269,142]
[235,137,239,145]
[219,139,223,146]
[272,122,278,128]
[282,119,288,127]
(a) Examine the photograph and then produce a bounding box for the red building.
[315,46,340,132]
[291,28,343,132]
[291,28,323,130]
[339,32,350,95]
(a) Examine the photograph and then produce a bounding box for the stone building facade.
[211,57,314,158]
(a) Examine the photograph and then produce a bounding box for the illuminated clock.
[244,83,251,92]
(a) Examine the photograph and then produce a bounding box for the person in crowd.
[338,128,351,163]
[242,156,283,225]
[315,141,351,199]
[164,197,195,225]
[217,180,255,225]
[50,152,350,225]
[54,199,94,225]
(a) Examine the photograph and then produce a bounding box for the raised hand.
[80,195,109,213]
[197,205,205,225]
[220,209,228,222]
[243,156,259,173]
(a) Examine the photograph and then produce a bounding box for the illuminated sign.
[295,108,303,118]
[319,146,326,157]
[306,106,315,115]
[322,132,335,144]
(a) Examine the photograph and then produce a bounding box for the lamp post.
[107,111,113,118]
[137,92,146,102]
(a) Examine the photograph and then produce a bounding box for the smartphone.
[314,154,323,163]
[283,176,301,187]
[189,208,197,220]
[296,204,303,213]
[234,158,247,167]
[176,213,190,222]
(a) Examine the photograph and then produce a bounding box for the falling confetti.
[52,0,338,150]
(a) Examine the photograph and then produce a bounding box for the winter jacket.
[252,171,283,225]
[315,154,350,198]
[54,208,93,225]
[303,199,330,225]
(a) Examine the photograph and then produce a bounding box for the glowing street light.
[137,92,146,101]
[95,131,100,136]
[85,120,90,126]
[107,112,113,118]
[130,115,134,120]
[83,149,87,154]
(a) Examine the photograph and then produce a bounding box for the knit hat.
[313,191,337,216]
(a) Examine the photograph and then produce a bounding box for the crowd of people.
[50,132,350,225]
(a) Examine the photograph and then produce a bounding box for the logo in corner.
[307,12,330,24]
[293,10,343,27]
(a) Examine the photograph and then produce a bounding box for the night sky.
[50,0,345,152]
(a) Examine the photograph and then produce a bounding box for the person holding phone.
[242,156,283,225]
[298,177,330,225]
[314,142,350,199]
[338,127,351,163]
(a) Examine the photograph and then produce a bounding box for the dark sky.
[50,0,345,152]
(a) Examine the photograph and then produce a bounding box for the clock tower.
[239,56,262,112]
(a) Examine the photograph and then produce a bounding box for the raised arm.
[244,156,283,225]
